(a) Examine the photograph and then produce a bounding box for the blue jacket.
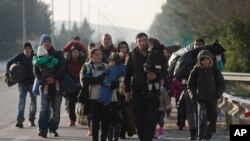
[98,64,126,105]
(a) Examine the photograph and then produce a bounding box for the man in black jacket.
[124,33,166,141]
[6,42,37,128]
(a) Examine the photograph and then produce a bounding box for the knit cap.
[40,34,51,45]
[23,42,32,50]
[37,46,48,56]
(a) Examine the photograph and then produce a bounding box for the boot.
[189,129,197,140]
[29,120,35,126]
[38,130,47,138]
[49,131,59,137]
[29,118,36,126]
[15,121,23,128]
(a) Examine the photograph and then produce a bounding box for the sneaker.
[68,120,75,126]
[29,120,35,126]
[15,122,23,128]
[38,131,47,138]
[50,131,59,137]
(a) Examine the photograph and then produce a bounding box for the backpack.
[172,41,226,80]
[168,45,191,79]
[174,51,197,80]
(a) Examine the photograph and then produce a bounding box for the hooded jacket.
[187,50,225,102]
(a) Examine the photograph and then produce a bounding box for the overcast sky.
[41,0,166,30]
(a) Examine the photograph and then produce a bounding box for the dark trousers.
[183,88,198,130]
[120,119,126,138]
[108,123,122,141]
[197,101,217,140]
[157,111,165,128]
[177,92,186,129]
[132,90,160,141]
[67,90,79,121]
[89,100,112,141]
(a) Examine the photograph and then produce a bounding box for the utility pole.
[22,0,26,45]
[68,0,71,40]
[88,0,90,22]
[51,0,54,43]
[97,8,101,40]
[80,0,82,24]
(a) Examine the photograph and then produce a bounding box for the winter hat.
[40,34,51,45]
[23,42,32,50]
[37,46,48,56]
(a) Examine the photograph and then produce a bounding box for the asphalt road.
[0,76,229,141]
[0,78,140,141]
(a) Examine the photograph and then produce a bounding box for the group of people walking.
[5,32,225,141]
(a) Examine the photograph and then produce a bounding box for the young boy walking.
[187,50,225,140]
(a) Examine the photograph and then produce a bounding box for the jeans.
[38,86,62,133]
[17,83,37,122]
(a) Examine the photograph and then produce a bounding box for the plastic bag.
[76,103,88,125]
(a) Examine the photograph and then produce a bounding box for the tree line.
[0,0,50,59]
[0,0,94,60]
[1,0,250,72]
[54,19,94,51]
[149,0,250,72]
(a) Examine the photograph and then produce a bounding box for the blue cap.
[40,34,51,45]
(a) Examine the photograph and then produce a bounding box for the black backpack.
[174,51,197,80]
[172,41,226,80]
